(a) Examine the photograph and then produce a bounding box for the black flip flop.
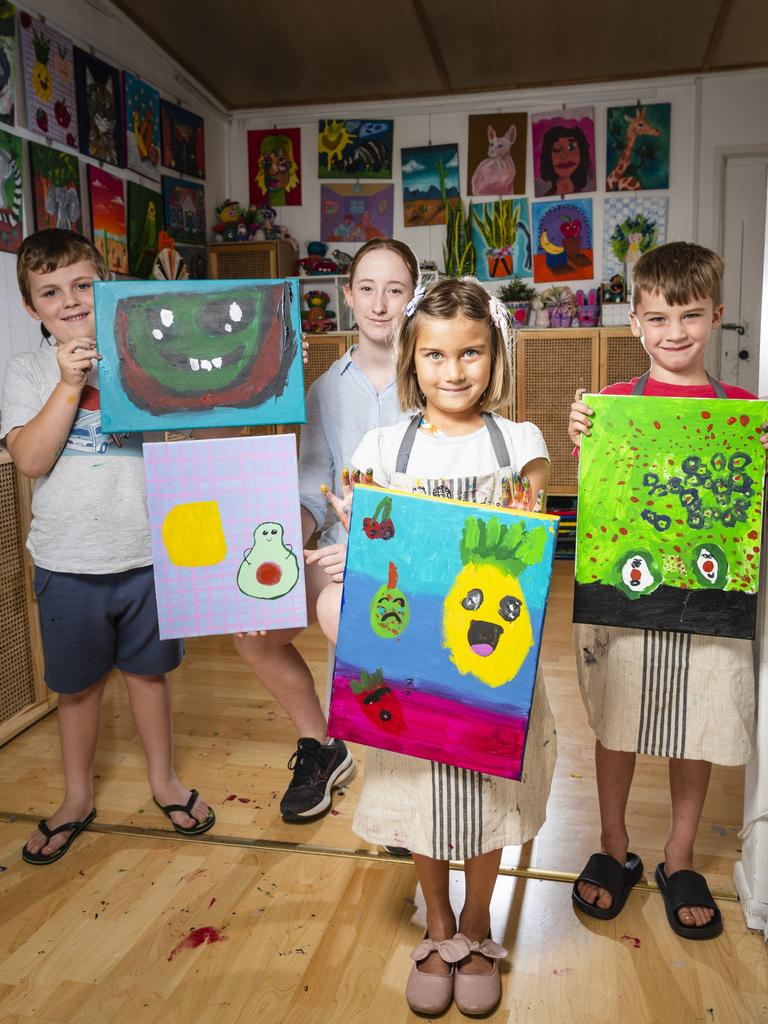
[153,789,215,835]
[22,808,97,865]
[572,852,644,920]
[654,863,723,940]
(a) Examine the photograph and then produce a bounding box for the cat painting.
[74,48,124,168]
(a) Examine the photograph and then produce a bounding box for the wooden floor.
[0,563,765,1023]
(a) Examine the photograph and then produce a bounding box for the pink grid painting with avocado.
[143,435,307,639]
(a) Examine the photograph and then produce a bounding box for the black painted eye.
[499,596,522,622]
[461,588,483,611]
[271,529,277,535]
[195,296,255,336]
[380,710,392,722]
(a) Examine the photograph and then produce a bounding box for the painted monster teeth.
[188,357,224,372]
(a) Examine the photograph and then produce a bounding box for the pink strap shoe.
[451,932,508,1016]
[405,935,468,1014]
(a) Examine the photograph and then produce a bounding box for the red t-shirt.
[599,376,757,399]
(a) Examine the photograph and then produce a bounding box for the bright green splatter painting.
[574,395,768,639]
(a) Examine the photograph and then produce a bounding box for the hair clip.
[488,296,514,355]
[404,282,426,317]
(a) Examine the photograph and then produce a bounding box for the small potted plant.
[497,278,537,326]
[541,285,578,327]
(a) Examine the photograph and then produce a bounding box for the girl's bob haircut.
[395,276,512,414]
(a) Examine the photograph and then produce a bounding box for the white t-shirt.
[351,414,549,494]
[1,347,152,573]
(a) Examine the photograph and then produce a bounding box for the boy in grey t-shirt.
[2,229,214,863]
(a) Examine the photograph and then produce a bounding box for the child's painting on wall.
[470,198,531,281]
[248,127,301,207]
[318,118,393,179]
[87,164,126,274]
[574,395,768,639]
[532,107,595,197]
[467,113,527,197]
[94,278,304,432]
[321,182,394,242]
[603,195,668,278]
[0,2,16,127]
[401,143,459,227]
[143,435,307,639]
[160,100,205,179]
[74,48,124,168]
[328,486,558,780]
[127,180,161,279]
[124,72,160,181]
[161,175,206,246]
[19,12,78,148]
[0,126,22,252]
[29,140,82,233]
[531,198,593,283]
[606,103,671,191]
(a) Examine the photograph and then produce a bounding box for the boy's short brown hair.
[631,241,724,308]
[17,228,108,307]
[395,276,512,413]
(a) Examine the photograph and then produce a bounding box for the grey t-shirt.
[1,347,152,573]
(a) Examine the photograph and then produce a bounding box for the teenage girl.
[324,277,556,1017]
[234,238,419,822]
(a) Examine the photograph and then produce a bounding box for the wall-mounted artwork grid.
[574,395,768,639]
[144,435,307,639]
[328,486,558,780]
[95,278,305,432]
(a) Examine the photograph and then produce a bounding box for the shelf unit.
[0,452,54,746]
[208,240,297,279]
[298,275,355,334]
[515,326,647,496]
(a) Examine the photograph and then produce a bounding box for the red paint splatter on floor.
[167,926,228,961]
[330,809,340,816]
[208,897,217,908]
[225,794,237,802]
[237,797,251,804]
[620,934,641,949]
[552,967,573,976]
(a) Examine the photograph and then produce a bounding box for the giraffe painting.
[606,103,670,192]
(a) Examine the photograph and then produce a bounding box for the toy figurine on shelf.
[331,249,352,273]
[298,241,339,275]
[245,205,299,251]
[212,199,247,242]
[301,289,337,333]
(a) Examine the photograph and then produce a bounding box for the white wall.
[0,0,229,386]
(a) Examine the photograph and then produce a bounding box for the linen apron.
[352,414,557,859]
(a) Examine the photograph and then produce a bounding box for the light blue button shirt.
[299,346,409,545]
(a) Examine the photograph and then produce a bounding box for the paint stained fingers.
[500,476,512,507]
[759,423,768,452]
[302,338,309,364]
[533,489,546,513]
[321,483,353,533]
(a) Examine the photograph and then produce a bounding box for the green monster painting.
[114,282,297,413]
[575,394,768,639]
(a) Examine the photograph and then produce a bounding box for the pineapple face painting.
[442,515,546,688]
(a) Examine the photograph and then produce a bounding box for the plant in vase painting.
[498,278,537,326]
[472,200,531,279]
[541,285,577,327]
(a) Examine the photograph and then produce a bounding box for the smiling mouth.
[467,619,503,657]
[159,344,245,371]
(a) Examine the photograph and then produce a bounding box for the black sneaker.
[280,738,355,821]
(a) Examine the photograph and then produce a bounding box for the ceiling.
[113,0,768,111]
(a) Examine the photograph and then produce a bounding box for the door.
[720,155,768,394]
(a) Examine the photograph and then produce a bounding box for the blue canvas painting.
[470,199,532,282]
[124,71,160,181]
[328,486,558,780]
[95,278,305,431]
[402,143,459,227]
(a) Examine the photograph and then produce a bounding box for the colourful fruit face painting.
[19,13,79,149]
[329,486,558,780]
[94,278,305,432]
[143,435,307,639]
[574,395,768,639]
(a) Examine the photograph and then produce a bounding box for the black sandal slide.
[153,789,215,835]
[22,808,97,865]
[654,863,723,940]
[572,852,644,920]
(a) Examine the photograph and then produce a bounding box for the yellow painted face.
[443,562,533,688]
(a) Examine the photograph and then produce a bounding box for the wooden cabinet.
[207,240,297,279]
[0,452,54,746]
[515,326,647,495]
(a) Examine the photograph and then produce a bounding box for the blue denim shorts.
[33,564,184,694]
